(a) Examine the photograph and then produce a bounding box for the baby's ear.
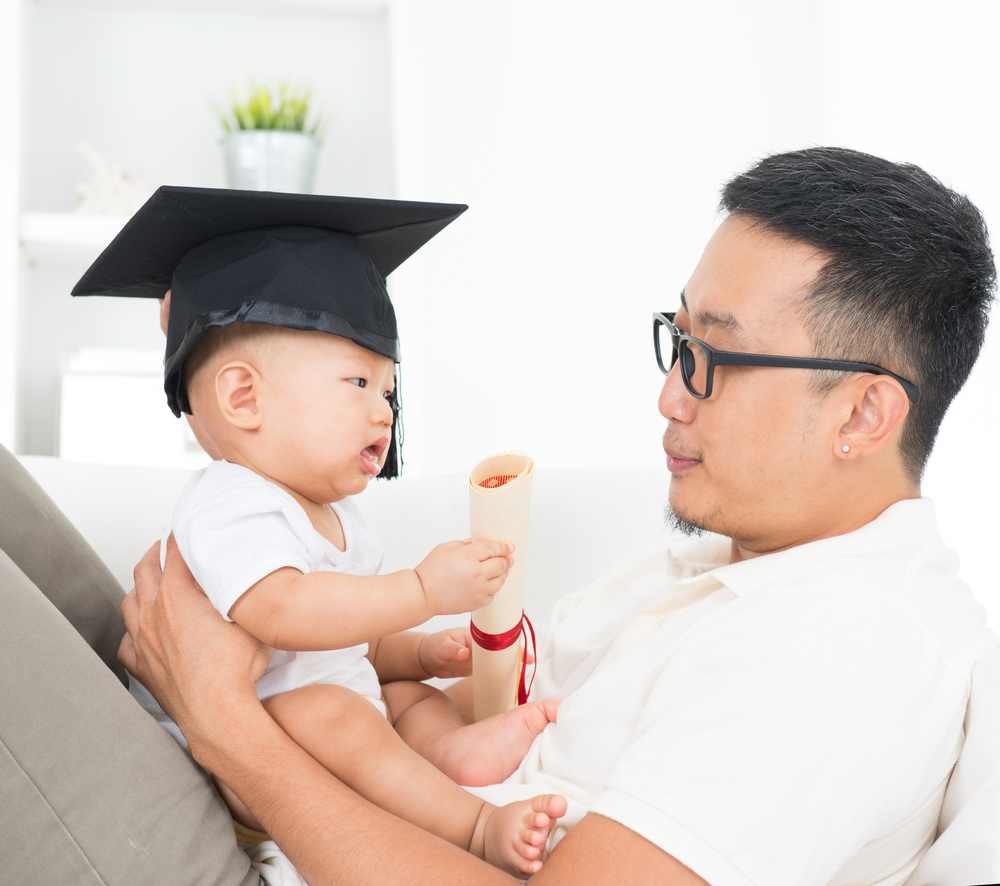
[216,361,262,429]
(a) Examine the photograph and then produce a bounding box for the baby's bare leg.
[385,680,559,786]
[445,675,474,723]
[263,684,484,851]
[262,684,563,873]
[213,776,265,833]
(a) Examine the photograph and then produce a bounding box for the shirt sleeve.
[173,477,313,621]
[588,580,968,886]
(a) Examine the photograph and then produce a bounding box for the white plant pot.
[223,130,320,193]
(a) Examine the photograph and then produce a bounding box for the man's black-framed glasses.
[653,312,921,404]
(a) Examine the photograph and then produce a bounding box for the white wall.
[22,2,393,211]
[0,0,22,448]
[388,0,1000,623]
[390,0,826,477]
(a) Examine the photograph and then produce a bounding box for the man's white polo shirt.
[508,498,997,886]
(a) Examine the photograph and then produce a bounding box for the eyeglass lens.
[657,321,709,395]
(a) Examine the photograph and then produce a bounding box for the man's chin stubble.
[664,503,708,538]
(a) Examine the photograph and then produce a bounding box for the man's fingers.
[117,627,136,671]
[163,532,194,580]
[132,540,163,605]
[120,588,138,642]
[120,540,161,675]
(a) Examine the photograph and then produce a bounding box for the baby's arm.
[228,540,512,651]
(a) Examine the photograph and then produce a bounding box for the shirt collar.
[668,498,942,597]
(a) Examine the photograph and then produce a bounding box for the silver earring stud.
[842,444,850,453]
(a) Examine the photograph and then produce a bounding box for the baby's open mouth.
[360,440,387,475]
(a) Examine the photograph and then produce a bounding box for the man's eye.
[348,378,366,388]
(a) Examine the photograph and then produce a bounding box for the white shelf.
[20,211,128,266]
[35,0,388,14]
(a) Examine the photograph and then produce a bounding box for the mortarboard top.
[72,185,468,478]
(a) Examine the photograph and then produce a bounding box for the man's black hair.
[721,146,996,480]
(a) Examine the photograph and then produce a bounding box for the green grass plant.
[215,81,324,135]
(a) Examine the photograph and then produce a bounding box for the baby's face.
[260,330,396,504]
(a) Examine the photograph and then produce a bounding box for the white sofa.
[17,456,673,623]
[18,456,999,885]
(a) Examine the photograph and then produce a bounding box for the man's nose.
[658,362,695,422]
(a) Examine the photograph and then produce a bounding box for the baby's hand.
[414,540,513,615]
[418,626,474,679]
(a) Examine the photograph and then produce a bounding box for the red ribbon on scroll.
[470,611,537,705]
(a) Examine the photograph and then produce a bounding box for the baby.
[168,317,564,874]
[84,190,568,877]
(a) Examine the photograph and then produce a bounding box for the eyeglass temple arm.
[711,353,920,404]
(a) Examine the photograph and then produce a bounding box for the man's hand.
[118,535,271,750]
[418,626,475,679]
[414,539,513,615]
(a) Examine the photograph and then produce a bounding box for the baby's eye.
[383,389,394,400]
[348,378,366,388]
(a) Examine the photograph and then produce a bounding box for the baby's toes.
[523,810,550,831]
[516,836,543,859]
[532,793,568,819]
[519,823,547,847]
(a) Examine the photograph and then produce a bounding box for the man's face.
[659,214,837,555]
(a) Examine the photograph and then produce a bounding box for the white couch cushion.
[17,457,673,622]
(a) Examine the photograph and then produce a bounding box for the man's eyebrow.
[678,289,746,341]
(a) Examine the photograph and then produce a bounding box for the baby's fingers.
[483,552,512,580]
[467,539,514,568]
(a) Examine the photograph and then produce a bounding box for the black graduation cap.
[72,185,468,478]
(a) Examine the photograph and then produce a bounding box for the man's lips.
[360,438,389,476]
[663,443,700,474]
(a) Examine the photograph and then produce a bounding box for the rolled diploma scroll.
[469,451,533,722]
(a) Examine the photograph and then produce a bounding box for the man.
[14,146,999,884]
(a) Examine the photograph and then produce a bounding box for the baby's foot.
[436,699,560,787]
[472,794,567,877]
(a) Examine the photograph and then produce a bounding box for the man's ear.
[836,375,910,459]
[215,361,263,430]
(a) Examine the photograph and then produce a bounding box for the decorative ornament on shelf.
[73,144,154,216]
[214,80,327,194]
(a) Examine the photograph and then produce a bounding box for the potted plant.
[215,81,325,193]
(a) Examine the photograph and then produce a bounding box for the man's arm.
[120,537,516,885]
[534,815,709,886]
[118,538,709,886]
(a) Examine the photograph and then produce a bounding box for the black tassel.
[379,366,403,479]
